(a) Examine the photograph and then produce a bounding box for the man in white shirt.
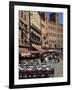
[44,54,48,64]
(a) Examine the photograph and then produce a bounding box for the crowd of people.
[40,51,62,64]
[19,49,63,65]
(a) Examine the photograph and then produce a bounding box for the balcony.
[31,38,41,45]
[19,20,29,33]
[31,24,41,35]
[19,39,30,48]
[30,32,41,45]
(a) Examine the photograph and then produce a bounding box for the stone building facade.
[41,13,63,49]
[19,11,30,54]
[30,11,42,51]
[19,11,63,55]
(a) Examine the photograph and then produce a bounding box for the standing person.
[44,54,48,64]
[40,54,44,63]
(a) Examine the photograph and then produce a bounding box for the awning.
[19,48,31,57]
[21,53,31,57]
[32,44,41,51]
[30,51,39,54]
[32,44,47,54]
